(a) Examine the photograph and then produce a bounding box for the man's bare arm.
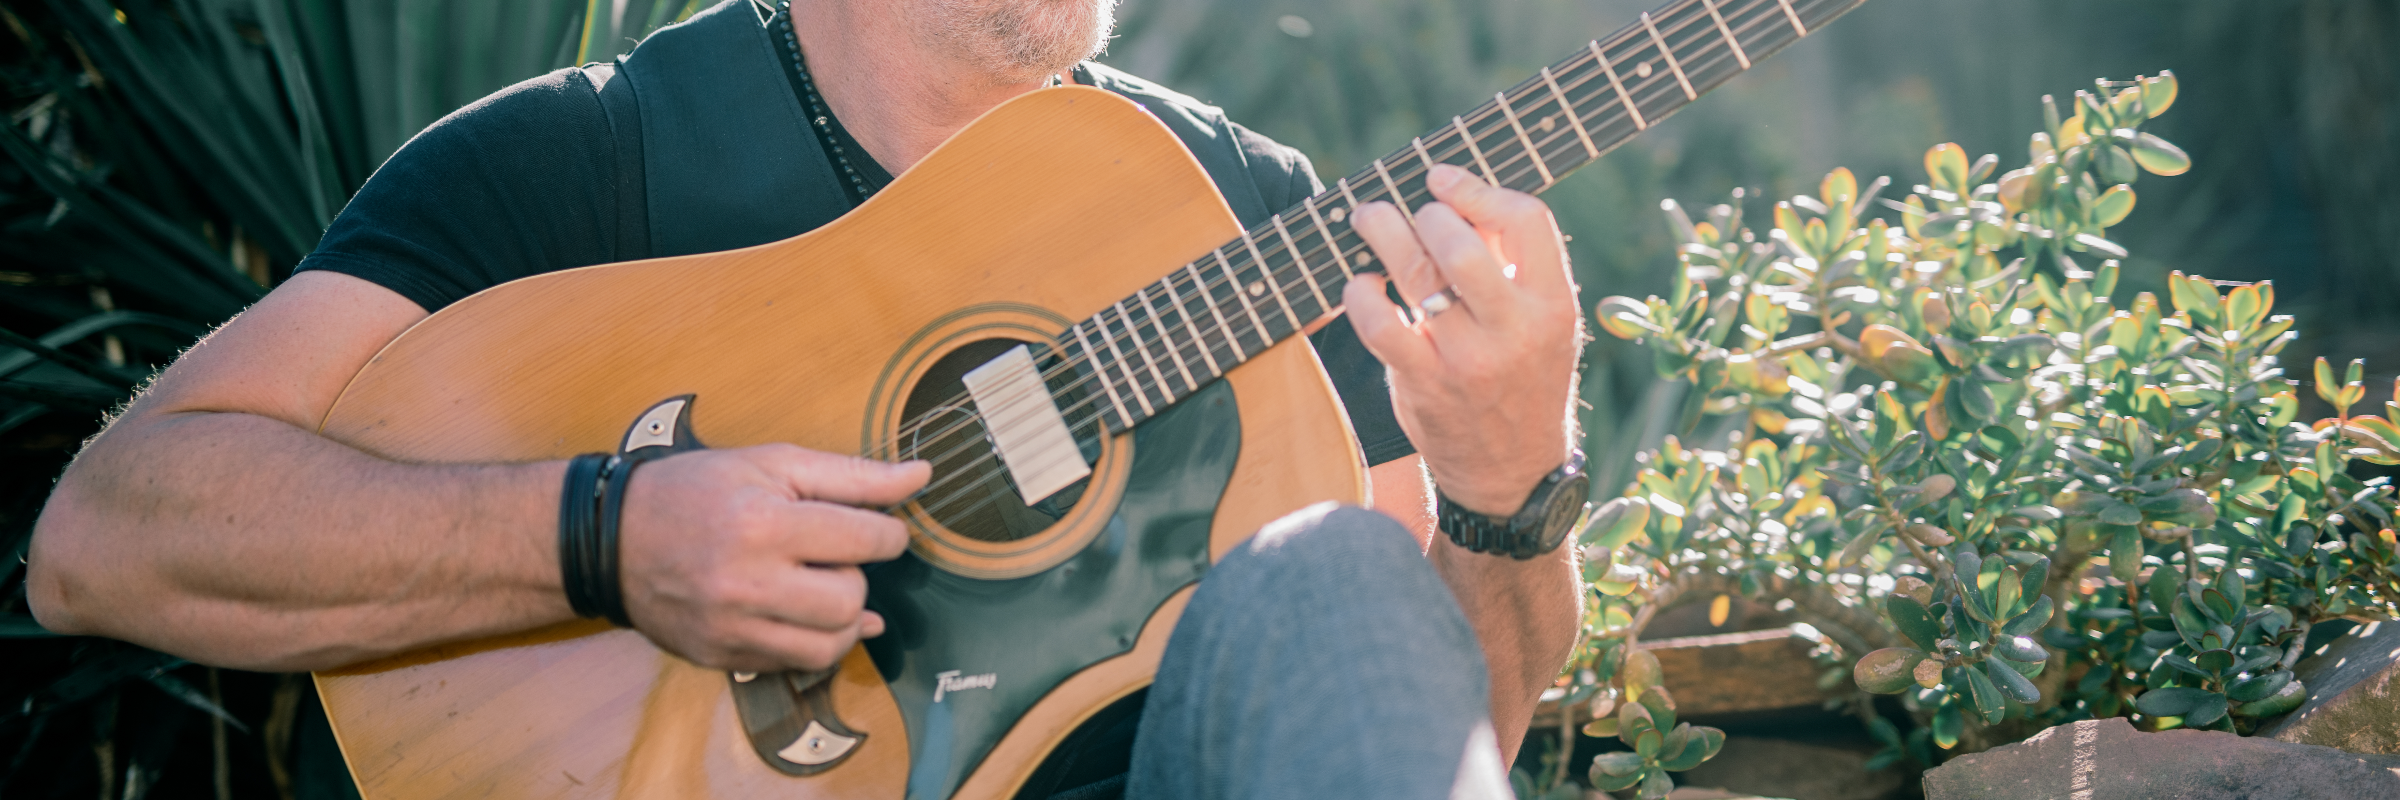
[28,272,921,673]
[1371,454,1580,764]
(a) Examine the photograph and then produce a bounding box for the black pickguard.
[862,379,1240,800]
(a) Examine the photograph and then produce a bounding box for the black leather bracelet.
[593,454,646,628]
[559,453,612,621]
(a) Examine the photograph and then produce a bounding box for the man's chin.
[923,0,1114,84]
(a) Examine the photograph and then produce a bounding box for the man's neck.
[790,0,1064,177]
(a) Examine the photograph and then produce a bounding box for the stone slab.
[1672,736,1899,800]
[1923,716,2400,799]
[2259,620,2400,753]
[1535,626,1838,728]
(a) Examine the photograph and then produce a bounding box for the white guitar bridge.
[961,344,1092,504]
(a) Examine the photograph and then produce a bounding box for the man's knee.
[1236,501,1422,575]
[1200,502,1451,619]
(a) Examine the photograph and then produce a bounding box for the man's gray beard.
[919,0,1115,84]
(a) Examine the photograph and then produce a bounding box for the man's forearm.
[1430,541,1581,761]
[1370,456,1583,762]
[29,409,570,671]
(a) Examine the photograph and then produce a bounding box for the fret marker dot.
[1355,252,1373,266]
[1328,207,1347,223]
[1247,281,1266,297]
[1539,116,1556,132]
[1636,62,1653,78]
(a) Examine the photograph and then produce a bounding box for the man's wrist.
[1427,449,1575,517]
[1434,451,1590,560]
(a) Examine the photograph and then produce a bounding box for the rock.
[2259,620,2400,753]
[1659,788,1790,799]
[1923,716,2400,799]
[1533,626,1839,728]
[1670,736,1899,800]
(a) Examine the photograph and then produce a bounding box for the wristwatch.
[1436,450,1591,560]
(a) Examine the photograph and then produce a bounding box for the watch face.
[1536,475,1593,551]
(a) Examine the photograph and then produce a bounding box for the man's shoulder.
[403,65,614,153]
[1076,62,1230,127]
[1078,63,1322,216]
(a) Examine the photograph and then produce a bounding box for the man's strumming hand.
[617,444,929,672]
[1347,163,1582,517]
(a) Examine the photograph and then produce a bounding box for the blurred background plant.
[0,2,696,796]
[5,0,2398,797]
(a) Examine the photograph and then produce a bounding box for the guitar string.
[871,0,1782,466]
[893,0,1812,515]
[907,0,1838,522]
[896,0,1832,519]
[872,0,1764,500]
[888,0,1818,517]
[875,0,1778,462]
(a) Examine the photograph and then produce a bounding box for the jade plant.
[1538,72,2400,797]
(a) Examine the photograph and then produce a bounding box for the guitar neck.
[1059,0,1869,435]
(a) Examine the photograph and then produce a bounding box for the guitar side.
[312,86,1365,799]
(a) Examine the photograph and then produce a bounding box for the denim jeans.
[1123,503,1513,800]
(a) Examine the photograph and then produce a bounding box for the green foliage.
[1,3,696,796]
[1572,73,2400,774]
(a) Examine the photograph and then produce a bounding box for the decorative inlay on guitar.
[310,0,1869,797]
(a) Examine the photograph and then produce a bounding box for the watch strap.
[1436,450,1589,560]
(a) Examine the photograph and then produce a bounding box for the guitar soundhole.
[898,339,1100,543]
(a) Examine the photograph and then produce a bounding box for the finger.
[775,501,912,564]
[720,617,863,672]
[1350,201,1444,316]
[860,610,886,639]
[751,563,870,631]
[1425,163,1571,296]
[756,444,931,506]
[1342,275,1436,376]
[1407,199,1517,320]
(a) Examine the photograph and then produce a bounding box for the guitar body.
[312,86,1367,800]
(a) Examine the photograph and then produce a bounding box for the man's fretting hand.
[616,445,929,672]
[1348,163,1582,517]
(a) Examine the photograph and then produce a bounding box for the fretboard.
[1059,0,1868,435]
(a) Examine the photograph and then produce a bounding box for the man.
[27,0,1585,796]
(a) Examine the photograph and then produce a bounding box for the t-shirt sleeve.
[1229,121,1418,467]
[294,67,621,313]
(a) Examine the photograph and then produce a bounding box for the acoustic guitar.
[311,0,1866,796]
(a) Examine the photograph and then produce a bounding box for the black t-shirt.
[296,63,1414,468]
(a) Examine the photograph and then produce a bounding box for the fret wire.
[1538,67,1598,160]
[1592,40,1647,130]
[1132,293,1193,396]
[1409,137,1447,191]
[1096,306,1157,417]
[1449,117,1498,185]
[1149,284,1205,387]
[1335,178,1374,272]
[1214,249,1271,354]
[1369,158,1413,227]
[1235,229,1301,334]
[1270,214,1330,315]
[1126,299,1180,400]
[1703,0,1750,69]
[1161,269,1223,377]
[1070,322,1132,428]
[1493,92,1554,188]
[1184,261,1244,362]
[1776,0,1808,35]
[1302,197,1353,281]
[1641,12,1698,100]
